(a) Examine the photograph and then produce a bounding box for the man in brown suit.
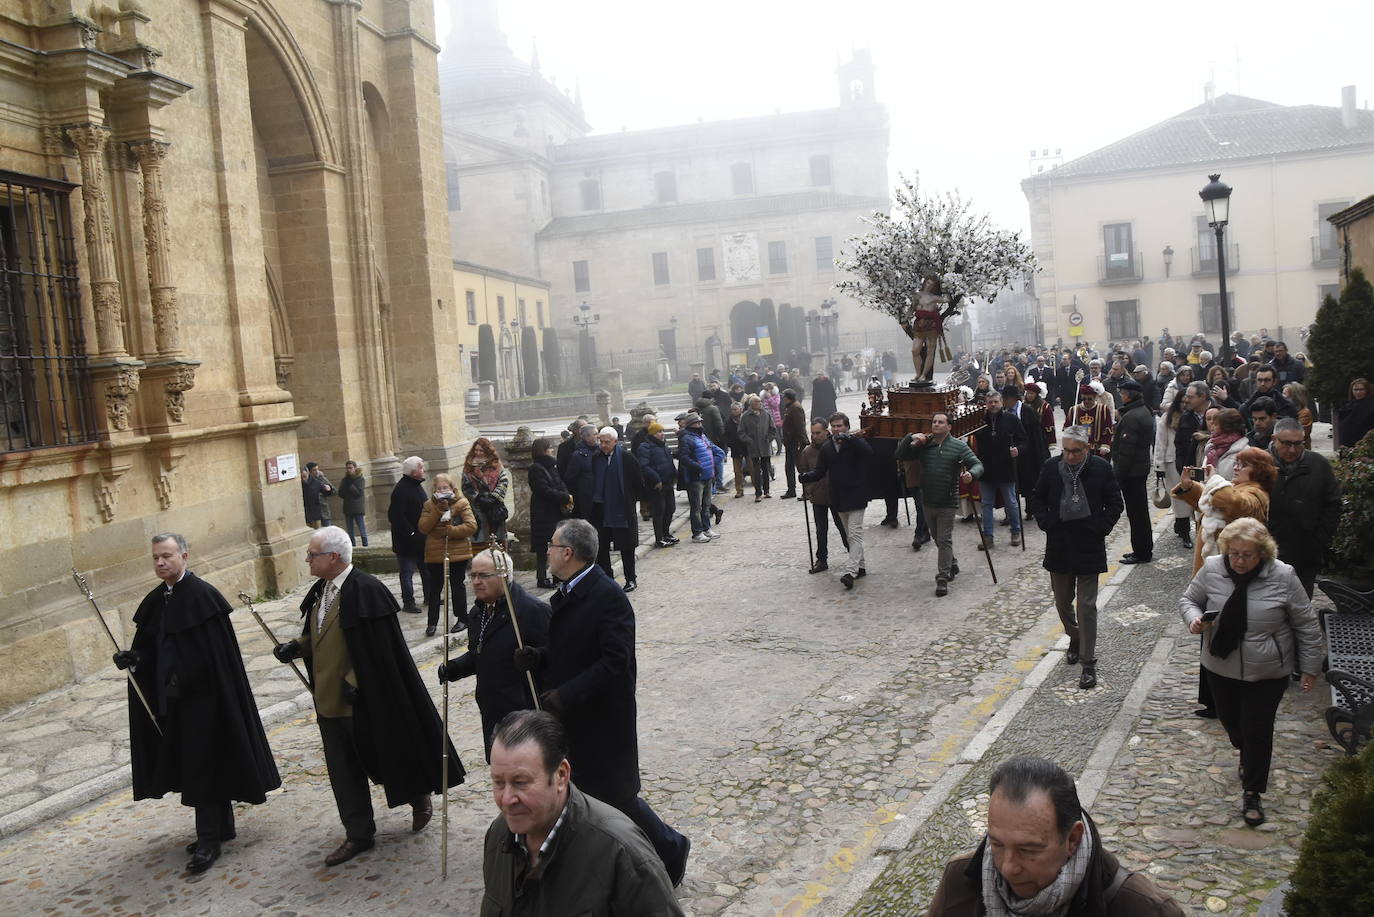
[780,388,808,499]
[273,526,463,866]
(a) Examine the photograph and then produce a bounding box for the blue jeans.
[686,480,710,535]
[396,553,431,608]
[345,513,368,546]
[980,480,1022,537]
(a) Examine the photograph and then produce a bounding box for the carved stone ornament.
[91,280,125,356]
[275,353,294,389]
[163,364,196,424]
[95,472,121,523]
[150,286,179,354]
[104,365,142,432]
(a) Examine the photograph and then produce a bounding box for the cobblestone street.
[0,427,1344,916]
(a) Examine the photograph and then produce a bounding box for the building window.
[768,240,788,275]
[1314,201,1348,264]
[536,300,545,326]
[1318,283,1340,307]
[697,247,716,282]
[497,295,506,324]
[731,162,753,195]
[809,154,832,186]
[579,179,601,211]
[654,171,677,204]
[465,290,477,325]
[652,252,670,286]
[446,162,461,211]
[1194,215,1216,270]
[573,260,590,293]
[1106,299,1140,339]
[1198,292,1234,335]
[814,236,834,271]
[0,170,95,452]
[518,298,527,325]
[1101,222,1136,281]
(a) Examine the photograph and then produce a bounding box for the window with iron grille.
[1106,299,1139,339]
[573,260,590,293]
[497,295,506,324]
[697,247,716,282]
[0,170,95,452]
[465,290,477,324]
[652,252,670,286]
[768,240,788,275]
[1198,292,1234,335]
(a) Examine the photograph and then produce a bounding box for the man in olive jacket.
[480,710,683,916]
[928,756,1183,917]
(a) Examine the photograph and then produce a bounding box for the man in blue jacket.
[798,412,873,590]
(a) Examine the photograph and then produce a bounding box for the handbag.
[1152,473,1171,509]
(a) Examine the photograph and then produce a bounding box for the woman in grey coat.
[1179,517,1322,829]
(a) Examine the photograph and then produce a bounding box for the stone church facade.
[0,0,470,706]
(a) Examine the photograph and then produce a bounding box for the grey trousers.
[836,506,865,575]
[1051,572,1099,664]
[927,503,957,580]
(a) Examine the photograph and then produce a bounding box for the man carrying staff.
[896,411,983,597]
[799,418,850,573]
[272,525,464,866]
[114,533,280,874]
[798,412,873,590]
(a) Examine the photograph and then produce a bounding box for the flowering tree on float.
[836,175,1038,386]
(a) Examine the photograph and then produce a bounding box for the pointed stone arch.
[245,3,339,167]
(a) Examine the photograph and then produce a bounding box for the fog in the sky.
[436,0,1374,234]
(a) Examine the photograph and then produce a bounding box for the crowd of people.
[115,326,1372,913]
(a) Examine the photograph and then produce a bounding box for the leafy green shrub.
[1307,268,1374,428]
[1284,742,1374,917]
[1328,432,1374,578]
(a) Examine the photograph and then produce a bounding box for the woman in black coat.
[527,438,571,588]
[810,374,837,423]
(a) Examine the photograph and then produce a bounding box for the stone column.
[494,426,535,570]
[596,390,611,426]
[479,380,498,424]
[606,368,626,413]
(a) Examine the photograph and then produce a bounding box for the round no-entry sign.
[1068,311,1083,326]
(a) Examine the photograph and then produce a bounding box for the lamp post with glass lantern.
[1199,173,1233,365]
[806,297,838,375]
[573,301,600,393]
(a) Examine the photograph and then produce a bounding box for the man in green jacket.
[895,410,983,596]
[481,710,684,916]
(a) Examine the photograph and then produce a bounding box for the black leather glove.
[273,641,301,663]
[437,660,464,685]
[539,689,564,717]
[513,646,543,672]
[112,650,141,670]
[342,681,359,705]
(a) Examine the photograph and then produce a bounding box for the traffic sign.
[1068,310,1083,326]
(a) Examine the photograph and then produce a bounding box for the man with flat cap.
[114,532,280,874]
[273,525,464,866]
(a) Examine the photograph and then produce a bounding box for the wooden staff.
[968,489,999,584]
[71,569,162,735]
[237,592,310,689]
[491,540,541,710]
[441,534,451,881]
[802,491,815,570]
[1013,453,1026,553]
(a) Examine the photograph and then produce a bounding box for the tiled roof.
[1032,94,1374,181]
[538,191,889,237]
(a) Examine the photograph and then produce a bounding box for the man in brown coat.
[929,756,1182,917]
[780,388,808,499]
[798,420,849,573]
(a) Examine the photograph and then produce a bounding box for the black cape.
[128,572,281,806]
[297,569,464,807]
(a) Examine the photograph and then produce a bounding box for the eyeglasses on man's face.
[469,571,501,583]
[547,541,571,552]
[1274,438,1304,450]
[305,550,335,561]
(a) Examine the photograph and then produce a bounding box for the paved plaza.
[0,419,1343,916]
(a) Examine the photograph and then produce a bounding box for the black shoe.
[1242,792,1265,827]
[809,561,828,574]
[1066,641,1079,665]
[668,835,691,888]
[960,514,976,523]
[1120,553,1152,564]
[855,567,866,579]
[185,831,235,854]
[536,578,555,589]
[915,531,931,546]
[665,536,680,545]
[449,621,465,634]
[1178,531,1193,548]
[401,603,422,614]
[978,540,994,551]
[935,578,948,597]
[712,507,724,525]
[1078,666,1097,690]
[755,494,763,503]
[324,837,374,867]
[950,562,960,578]
[841,573,854,590]
[187,844,220,874]
[911,537,922,551]
[781,490,797,499]
[623,580,637,593]
[880,516,899,528]
[1194,706,1218,719]
[424,625,437,637]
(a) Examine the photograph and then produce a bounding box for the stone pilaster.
[65,122,129,359]
[128,139,180,356]
[495,426,536,569]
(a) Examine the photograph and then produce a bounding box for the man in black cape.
[113,533,280,874]
[273,525,463,866]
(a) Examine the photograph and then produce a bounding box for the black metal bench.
[1319,578,1374,756]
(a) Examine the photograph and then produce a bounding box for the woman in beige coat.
[418,473,477,636]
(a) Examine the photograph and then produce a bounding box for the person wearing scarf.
[928,755,1184,916]
[1180,518,1322,828]
[1202,407,1247,479]
[462,437,511,550]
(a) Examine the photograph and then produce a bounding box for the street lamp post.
[1199,173,1233,365]
[572,301,600,393]
[807,297,837,375]
[509,320,524,397]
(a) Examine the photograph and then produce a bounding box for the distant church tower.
[837,48,876,106]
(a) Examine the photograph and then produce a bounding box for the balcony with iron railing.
[1311,236,1341,267]
[1097,251,1142,285]
[1191,242,1239,276]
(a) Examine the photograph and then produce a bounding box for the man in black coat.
[1241,365,1298,420]
[1268,419,1343,595]
[114,533,280,874]
[438,549,550,760]
[528,437,572,588]
[386,455,430,612]
[798,412,873,590]
[515,519,692,887]
[273,526,464,866]
[1052,352,1083,410]
[588,426,647,590]
[556,419,586,476]
[561,423,600,519]
[1112,380,1156,565]
[810,374,838,422]
[1028,426,1123,690]
[972,390,1026,549]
